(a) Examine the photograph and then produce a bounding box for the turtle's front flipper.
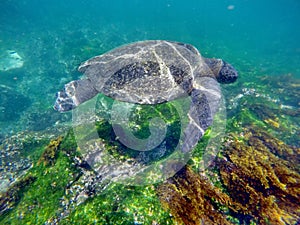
[181,78,221,153]
[54,79,98,112]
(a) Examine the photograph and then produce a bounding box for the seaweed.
[248,128,300,172]
[37,136,63,166]
[216,128,300,225]
[157,166,237,225]
[156,125,299,225]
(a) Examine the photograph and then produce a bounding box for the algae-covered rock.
[0,132,172,224]
[0,175,36,216]
[226,73,300,146]
[0,135,80,224]
[1,73,299,224]
[0,131,49,193]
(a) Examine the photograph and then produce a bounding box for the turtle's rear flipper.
[54,79,98,112]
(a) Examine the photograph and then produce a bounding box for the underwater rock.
[0,130,55,194]
[225,73,300,146]
[43,128,177,223]
[0,137,32,193]
[0,50,24,71]
[0,85,31,121]
[259,74,300,108]
[0,175,36,216]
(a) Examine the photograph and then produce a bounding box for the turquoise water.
[0,1,299,224]
[1,0,299,134]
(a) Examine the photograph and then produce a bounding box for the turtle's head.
[204,58,238,84]
[217,59,238,84]
[54,79,98,112]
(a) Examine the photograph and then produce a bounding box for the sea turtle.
[54,40,238,152]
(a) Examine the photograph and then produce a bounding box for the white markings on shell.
[77,40,221,111]
[164,41,195,82]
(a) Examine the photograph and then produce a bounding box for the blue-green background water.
[0,1,299,224]
[1,0,299,134]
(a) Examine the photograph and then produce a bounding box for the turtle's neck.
[203,58,223,78]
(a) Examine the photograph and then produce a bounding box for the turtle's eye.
[217,61,238,84]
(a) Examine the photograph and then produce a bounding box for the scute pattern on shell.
[79,40,213,104]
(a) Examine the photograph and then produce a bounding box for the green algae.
[0,130,80,224]
[225,74,300,146]
[60,184,172,225]
[0,126,174,224]
[0,151,77,224]
[93,95,184,164]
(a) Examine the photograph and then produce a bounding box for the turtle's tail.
[54,79,98,112]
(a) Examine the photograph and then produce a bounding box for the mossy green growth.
[127,100,181,139]
[0,128,174,224]
[0,136,80,224]
[225,73,300,146]
[226,92,300,146]
[59,129,78,156]
[93,94,185,164]
[61,184,172,225]
[188,128,211,169]
[123,100,182,161]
